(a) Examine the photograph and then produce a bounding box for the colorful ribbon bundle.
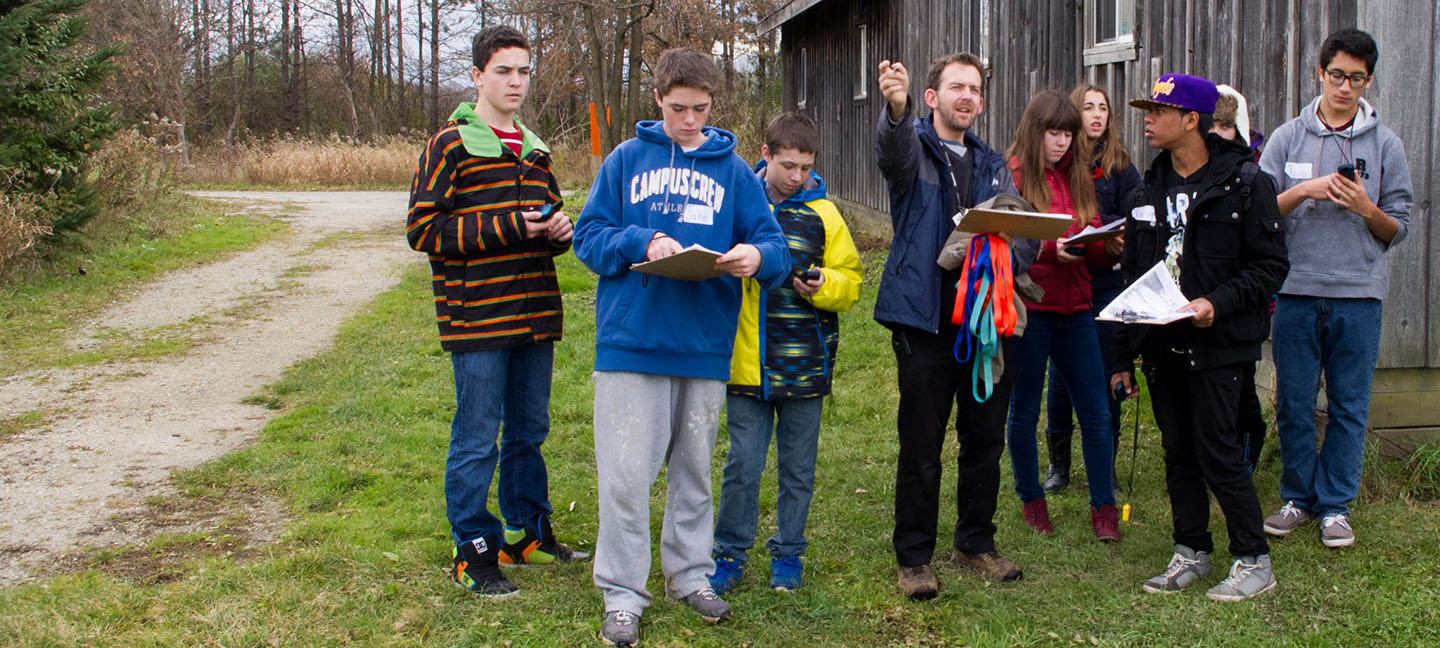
[951,233,1017,402]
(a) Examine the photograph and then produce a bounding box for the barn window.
[798,47,808,109]
[854,25,869,100]
[1084,0,1137,65]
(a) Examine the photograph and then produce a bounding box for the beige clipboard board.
[956,207,1075,240]
[630,244,726,281]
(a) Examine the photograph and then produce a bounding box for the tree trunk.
[580,3,611,153]
[429,0,439,131]
[625,4,644,131]
[395,0,404,115]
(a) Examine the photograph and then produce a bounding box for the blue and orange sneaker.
[451,535,518,598]
[709,556,743,594]
[499,516,589,566]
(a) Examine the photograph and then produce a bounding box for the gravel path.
[0,191,421,586]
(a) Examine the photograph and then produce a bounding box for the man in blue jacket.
[873,53,1036,600]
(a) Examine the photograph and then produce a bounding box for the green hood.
[448,102,550,158]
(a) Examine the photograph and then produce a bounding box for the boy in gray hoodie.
[1257,28,1413,549]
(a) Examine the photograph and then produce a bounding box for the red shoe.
[1022,498,1054,535]
[1092,504,1121,542]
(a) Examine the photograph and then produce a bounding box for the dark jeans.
[892,325,1014,566]
[1273,296,1383,516]
[1146,352,1268,557]
[446,343,555,545]
[1009,311,1116,509]
[1045,286,1123,445]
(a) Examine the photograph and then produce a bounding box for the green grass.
[1,241,1437,646]
[0,199,285,378]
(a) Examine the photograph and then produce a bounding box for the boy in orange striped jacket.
[406,25,585,600]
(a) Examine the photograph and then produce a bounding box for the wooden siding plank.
[1360,1,1434,368]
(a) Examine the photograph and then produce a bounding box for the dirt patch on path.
[0,191,421,586]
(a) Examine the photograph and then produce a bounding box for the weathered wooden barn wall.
[762,0,1440,432]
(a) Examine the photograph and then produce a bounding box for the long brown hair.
[1069,83,1132,178]
[1005,90,1097,223]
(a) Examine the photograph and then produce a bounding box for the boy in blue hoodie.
[1258,28,1413,550]
[709,112,863,595]
[573,47,789,647]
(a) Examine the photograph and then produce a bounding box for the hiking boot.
[1022,498,1054,535]
[1043,432,1071,492]
[1206,555,1277,602]
[1321,513,1356,548]
[1263,502,1313,537]
[499,516,589,565]
[708,556,744,595]
[451,535,519,598]
[599,610,640,647]
[1142,544,1212,594]
[769,556,803,591]
[1091,504,1122,543]
[896,564,939,600]
[679,587,731,623]
[951,550,1023,582]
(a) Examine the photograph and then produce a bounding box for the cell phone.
[1337,163,1356,180]
[799,268,821,282]
[1065,246,1085,257]
[1112,382,1129,402]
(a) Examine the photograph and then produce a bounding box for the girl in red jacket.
[1003,90,1121,542]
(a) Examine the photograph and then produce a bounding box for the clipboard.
[630,244,726,281]
[1060,219,1125,246]
[956,206,1074,240]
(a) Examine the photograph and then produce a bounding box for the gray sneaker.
[600,610,639,647]
[1263,502,1313,536]
[1142,544,1212,594]
[679,587,731,624]
[1206,555,1277,602]
[1321,513,1356,548]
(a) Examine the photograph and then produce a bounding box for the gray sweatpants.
[592,370,725,615]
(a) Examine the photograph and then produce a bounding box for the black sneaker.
[451,535,519,598]
[499,516,590,565]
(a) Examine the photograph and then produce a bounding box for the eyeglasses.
[1324,69,1370,87]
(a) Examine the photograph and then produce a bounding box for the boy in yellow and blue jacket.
[710,112,863,593]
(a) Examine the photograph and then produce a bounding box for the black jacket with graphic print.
[1112,134,1289,373]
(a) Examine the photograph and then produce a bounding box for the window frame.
[1083,0,1137,66]
[854,24,869,101]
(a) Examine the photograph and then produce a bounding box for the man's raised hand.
[878,60,909,121]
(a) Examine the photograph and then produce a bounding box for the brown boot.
[951,550,1023,582]
[896,565,938,600]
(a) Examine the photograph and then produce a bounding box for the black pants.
[892,326,1014,566]
[1146,352,1269,557]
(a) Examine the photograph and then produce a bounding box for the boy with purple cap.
[1110,73,1289,602]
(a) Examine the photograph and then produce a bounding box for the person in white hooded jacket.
[1257,28,1413,550]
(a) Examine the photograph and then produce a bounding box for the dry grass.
[0,183,48,281]
[180,134,425,188]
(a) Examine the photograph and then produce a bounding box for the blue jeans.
[1045,286,1123,442]
[445,343,554,545]
[713,394,823,562]
[1273,296,1382,517]
[1007,311,1116,509]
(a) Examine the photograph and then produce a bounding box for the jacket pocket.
[1194,211,1243,260]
